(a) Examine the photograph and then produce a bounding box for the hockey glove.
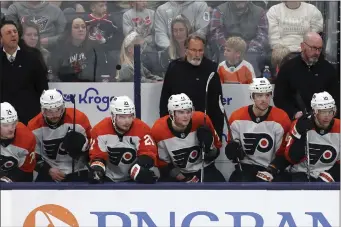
[197,125,213,152]
[130,155,158,184]
[170,168,199,183]
[0,176,12,183]
[317,171,335,183]
[294,114,314,137]
[225,140,245,160]
[256,165,278,182]
[63,130,87,159]
[89,159,106,184]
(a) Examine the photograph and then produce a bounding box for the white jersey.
[27,108,91,175]
[286,118,340,179]
[229,105,291,168]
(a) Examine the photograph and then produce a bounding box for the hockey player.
[27,89,91,182]
[88,96,159,184]
[225,78,292,182]
[0,102,36,182]
[257,91,340,182]
[151,93,225,182]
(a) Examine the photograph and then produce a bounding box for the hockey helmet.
[0,102,18,124]
[110,96,135,119]
[40,89,64,110]
[168,93,193,116]
[249,78,273,95]
[311,91,336,112]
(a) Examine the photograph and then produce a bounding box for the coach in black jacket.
[159,34,224,137]
[0,19,48,125]
[274,32,340,119]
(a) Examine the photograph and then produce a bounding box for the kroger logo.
[57,88,115,112]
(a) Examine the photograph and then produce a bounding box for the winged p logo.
[308,143,337,165]
[107,147,136,165]
[43,138,67,159]
[0,155,18,172]
[243,133,273,155]
[172,146,200,168]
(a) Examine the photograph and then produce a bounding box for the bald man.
[274,32,340,119]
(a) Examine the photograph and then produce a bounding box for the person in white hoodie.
[267,1,323,53]
[154,1,210,50]
[6,1,66,48]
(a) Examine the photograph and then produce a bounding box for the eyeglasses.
[304,42,322,52]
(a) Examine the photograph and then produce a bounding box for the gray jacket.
[7,2,66,47]
[154,1,210,49]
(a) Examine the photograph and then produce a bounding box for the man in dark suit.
[0,19,48,125]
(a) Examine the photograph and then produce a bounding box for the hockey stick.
[200,72,215,183]
[218,96,243,171]
[295,92,311,182]
[69,94,77,174]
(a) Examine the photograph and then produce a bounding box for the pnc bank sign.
[23,204,333,227]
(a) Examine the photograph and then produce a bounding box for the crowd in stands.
[1,1,337,83]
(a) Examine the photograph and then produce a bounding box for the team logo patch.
[243,133,273,155]
[43,138,67,159]
[172,146,201,168]
[0,155,18,172]
[308,144,337,165]
[107,147,136,165]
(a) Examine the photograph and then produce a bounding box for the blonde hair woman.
[116,31,162,82]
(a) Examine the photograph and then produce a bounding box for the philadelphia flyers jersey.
[27,108,91,175]
[285,118,340,179]
[0,122,36,180]
[229,105,291,168]
[89,117,157,182]
[151,111,221,174]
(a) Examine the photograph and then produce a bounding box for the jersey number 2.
[144,135,155,146]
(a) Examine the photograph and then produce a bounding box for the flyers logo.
[308,144,337,165]
[107,147,136,165]
[23,204,78,227]
[172,146,200,168]
[43,138,67,159]
[243,133,273,155]
[0,155,18,172]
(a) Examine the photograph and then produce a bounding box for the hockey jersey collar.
[167,117,192,139]
[313,117,335,135]
[248,105,272,123]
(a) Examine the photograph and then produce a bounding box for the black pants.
[229,163,291,182]
[162,163,226,182]
[35,170,89,182]
[291,172,319,182]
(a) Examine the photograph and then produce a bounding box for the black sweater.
[159,57,224,137]
[1,47,48,125]
[274,55,340,119]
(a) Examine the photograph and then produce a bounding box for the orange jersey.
[228,105,291,168]
[1,122,36,175]
[285,118,340,179]
[27,108,91,175]
[217,60,256,84]
[151,111,221,173]
[89,117,157,182]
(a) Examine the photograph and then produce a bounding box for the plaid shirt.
[210,7,268,54]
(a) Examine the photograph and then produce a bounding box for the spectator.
[123,1,155,49]
[159,34,224,137]
[0,19,48,125]
[84,1,118,51]
[22,21,49,64]
[274,32,340,120]
[1,1,12,15]
[210,1,268,76]
[267,1,323,53]
[116,31,162,82]
[49,17,115,82]
[270,44,291,80]
[217,36,256,84]
[7,1,66,49]
[154,1,210,50]
[210,1,268,55]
